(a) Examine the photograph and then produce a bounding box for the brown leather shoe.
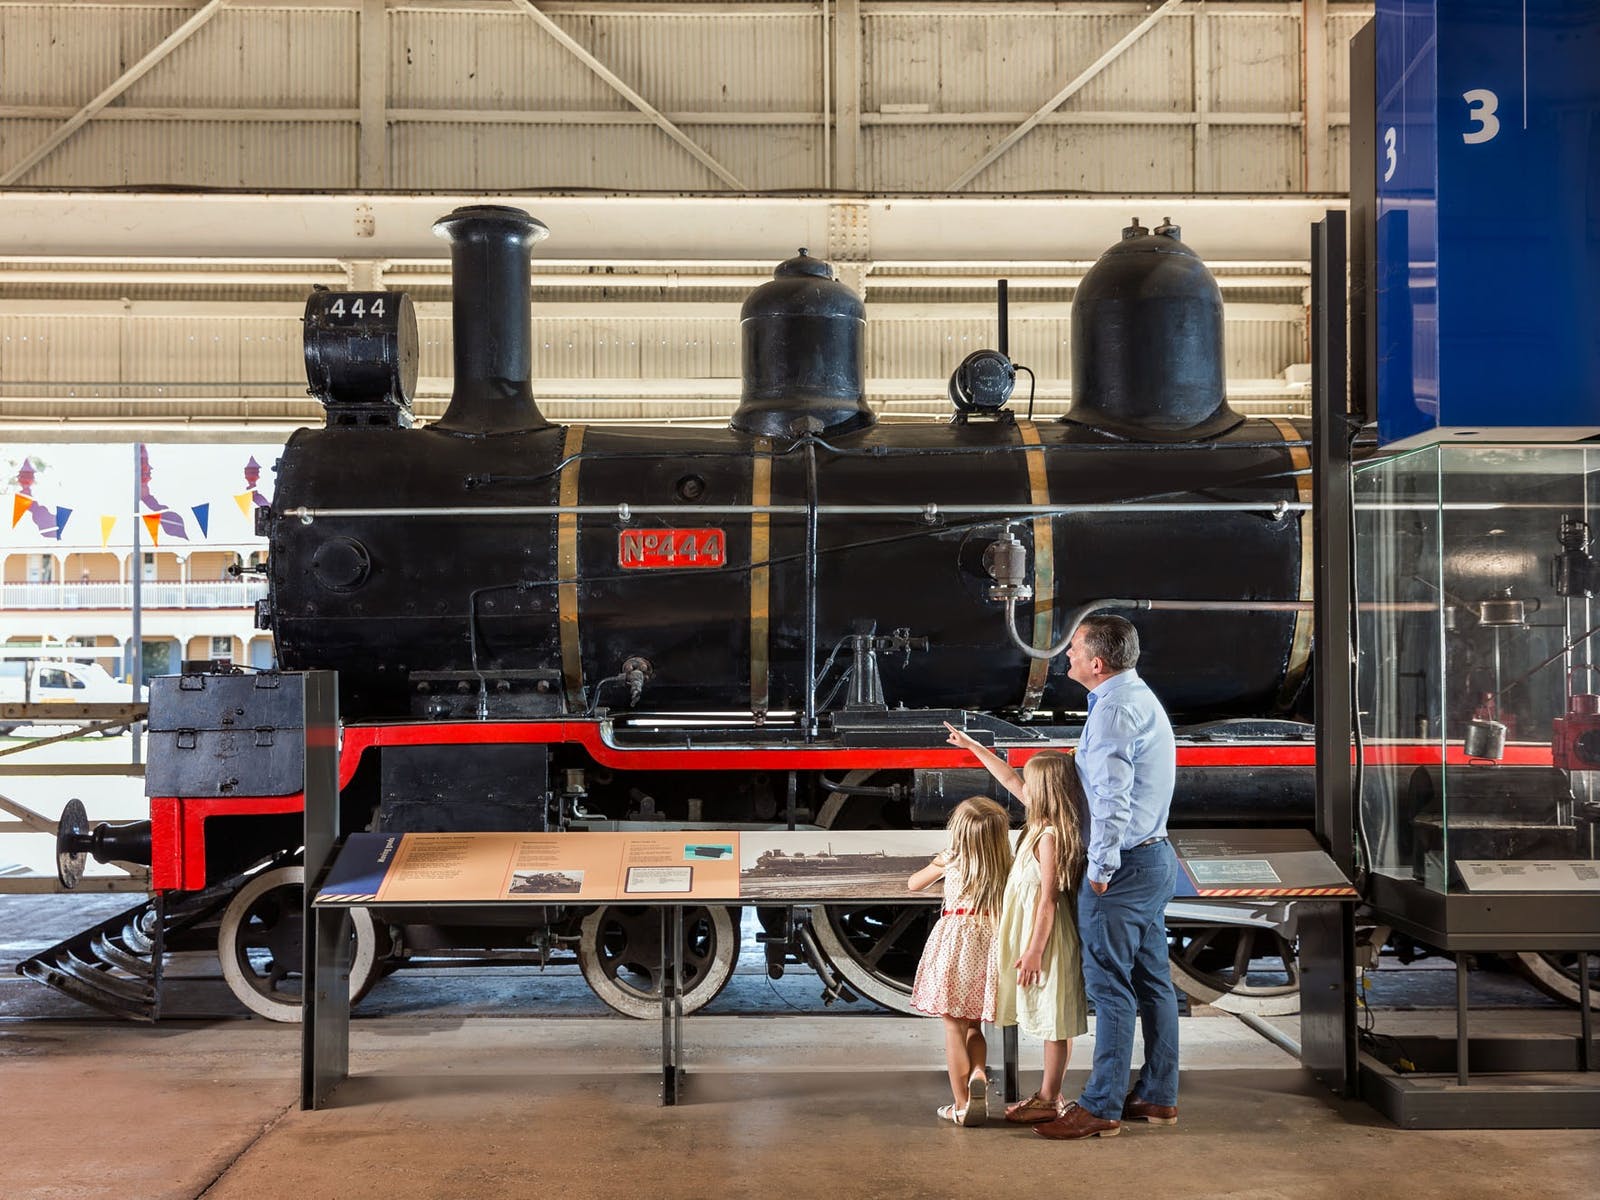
[1004,1092,1063,1124]
[1034,1101,1122,1140]
[1121,1095,1178,1125]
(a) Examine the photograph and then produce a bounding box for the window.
[142,553,156,581]
[209,637,234,662]
[37,668,82,690]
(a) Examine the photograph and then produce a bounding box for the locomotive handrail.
[283,501,1311,522]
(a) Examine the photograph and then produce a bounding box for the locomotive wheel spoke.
[217,865,383,1023]
[1167,922,1302,1016]
[1180,926,1222,967]
[578,905,738,1019]
[858,907,921,970]
[1232,928,1256,983]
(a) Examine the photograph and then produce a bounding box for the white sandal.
[937,1103,965,1125]
[963,1071,988,1125]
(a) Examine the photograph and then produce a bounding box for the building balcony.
[0,580,268,610]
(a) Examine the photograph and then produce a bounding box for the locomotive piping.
[803,441,820,740]
[1002,596,1317,662]
[466,435,1316,489]
[286,500,1310,521]
[1017,419,1054,714]
[1269,417,1316,707]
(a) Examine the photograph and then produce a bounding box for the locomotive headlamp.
[982,526,1033,603]
[302,288,419,427]
[948,349,1017,415]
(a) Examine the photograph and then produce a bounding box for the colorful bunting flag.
[8,449,275,548]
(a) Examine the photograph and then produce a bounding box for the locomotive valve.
[983,527,1033,603]
[622,656,653,706]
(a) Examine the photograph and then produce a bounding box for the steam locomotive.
[41,206,1324,1022]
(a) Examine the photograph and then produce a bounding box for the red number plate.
[618,528,727,569]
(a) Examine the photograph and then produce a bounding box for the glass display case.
[1354,443,1600,914]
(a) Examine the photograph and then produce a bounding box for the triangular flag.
[100,515,116,548]
[234,491,255,517]
[142,513,162,545]
[191,503,210,537]
[53,507,72,540]
[11,494,30,527]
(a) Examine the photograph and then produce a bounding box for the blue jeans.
[1075,839,1180,1119]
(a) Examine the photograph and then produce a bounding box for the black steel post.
[1303,209,1358,1098]
[1003,1025,1020,1102]
[300,670,350,1111]
[1580,951,1593,1071]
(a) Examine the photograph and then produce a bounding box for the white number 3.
[1463,89,1500,144]
[1383,127,1397,182]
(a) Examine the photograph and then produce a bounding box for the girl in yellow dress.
[908,796,1013,1126]
[943,729,1090,1122]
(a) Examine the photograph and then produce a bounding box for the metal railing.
[0,580,267,610]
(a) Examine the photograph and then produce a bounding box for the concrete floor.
[3,1011,1597,1200]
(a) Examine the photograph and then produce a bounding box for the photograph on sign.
[508,869,583,895]
[738,830,946,899]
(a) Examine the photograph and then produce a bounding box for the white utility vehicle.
[0,658,145,735]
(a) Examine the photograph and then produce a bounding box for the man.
[1035,613,1180,1141]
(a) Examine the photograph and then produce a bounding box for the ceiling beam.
[507,0,746,190]
[0,193,1344,263]
[946,0,1187,191]
[0,0,229,186]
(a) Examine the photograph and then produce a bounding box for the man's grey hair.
[1078,614,1140,672]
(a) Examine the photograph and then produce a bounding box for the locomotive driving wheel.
[577,904,738,1019]
[810,770,930,1015]
[1166,921,1301,1016]
[1513,951,1600,1009]
[217,865,386,1022]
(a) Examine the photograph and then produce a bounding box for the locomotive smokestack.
[431,205,551,436]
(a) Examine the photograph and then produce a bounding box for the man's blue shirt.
[1076,669,1176,884]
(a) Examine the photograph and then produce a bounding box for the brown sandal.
[1005,1093,1062,1124]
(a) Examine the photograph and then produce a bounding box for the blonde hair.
[944,796,1013,917]
[1020,751,1087,893]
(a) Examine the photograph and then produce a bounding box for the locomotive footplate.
[828,707,1042,748]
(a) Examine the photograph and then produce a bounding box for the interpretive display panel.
[318,827,1356,906]
[1170,829,1358,899]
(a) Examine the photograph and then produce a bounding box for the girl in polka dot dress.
[908,796,1013,1127]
